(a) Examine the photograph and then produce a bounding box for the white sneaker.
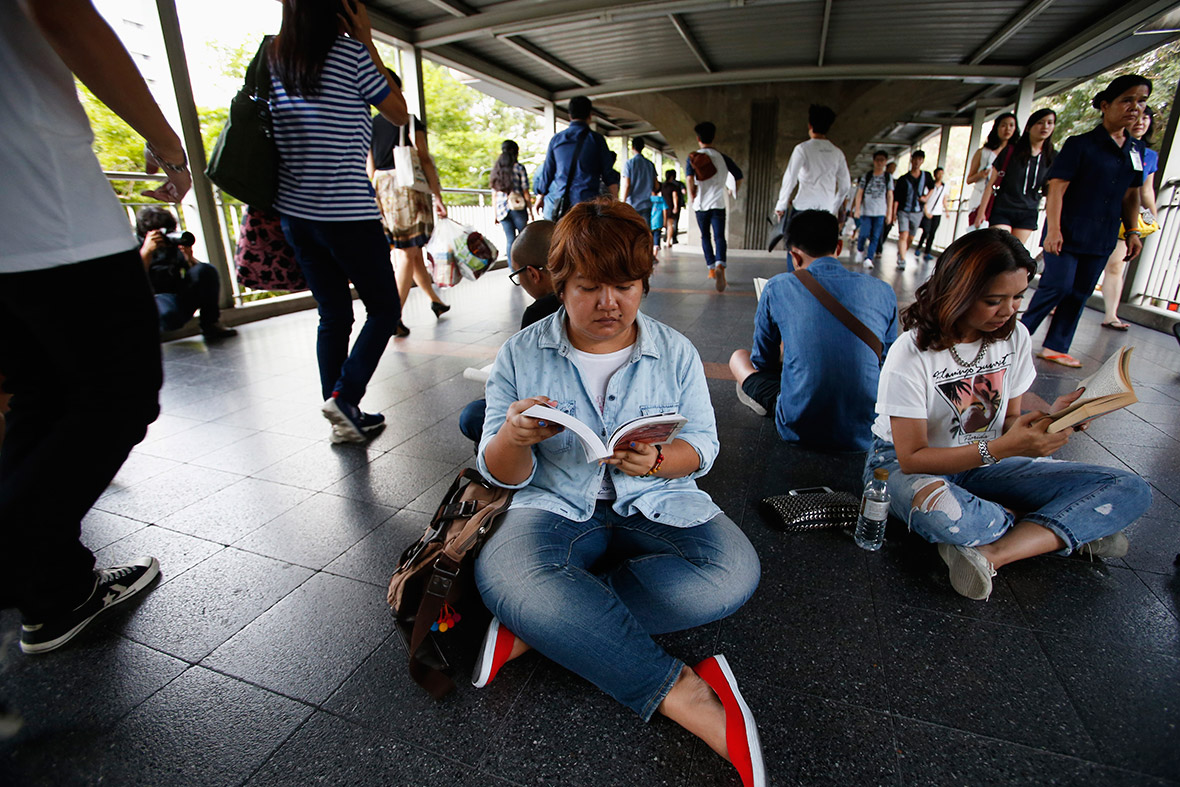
[863,257,874,269]
[854,249,865,264]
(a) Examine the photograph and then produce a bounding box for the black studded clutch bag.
[760,487,860,532]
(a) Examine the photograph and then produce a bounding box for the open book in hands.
[1045,346,1137,434]
[522,404,687,462]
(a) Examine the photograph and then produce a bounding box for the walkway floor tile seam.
[886,710,1171,779]
[1131,569,1180,622]
[1029,629,1180,780]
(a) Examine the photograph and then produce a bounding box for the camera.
[163,230,196,246]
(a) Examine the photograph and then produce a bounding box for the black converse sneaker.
[20,556,160,655]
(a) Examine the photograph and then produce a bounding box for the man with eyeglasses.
[459,221,560,445]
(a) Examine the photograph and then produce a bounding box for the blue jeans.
[500,210,528,264]
[459,398,485,443]
[279,216,401,405]
[474,502,760,719]
[863,438,1151,553]
[857,215,886,260]
[1021,249,1107,354]
[695,209,726,268]
[155,261,221,332]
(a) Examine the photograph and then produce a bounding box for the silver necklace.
[950,338,990,368]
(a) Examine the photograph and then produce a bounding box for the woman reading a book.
[473,198,765,787]
[866,230,1151,601]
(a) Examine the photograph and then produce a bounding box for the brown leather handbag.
[387,469,512,698]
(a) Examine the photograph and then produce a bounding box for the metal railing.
[1131,178,1180,312]
[109,172,501,307]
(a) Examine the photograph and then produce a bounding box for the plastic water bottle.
[854,468,890,551]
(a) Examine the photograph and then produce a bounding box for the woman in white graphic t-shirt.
[866,229,1150,600]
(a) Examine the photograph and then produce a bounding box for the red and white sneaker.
[472,617,516,688]
[694,655,766,787]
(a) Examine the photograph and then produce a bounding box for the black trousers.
[0,250,162,620]
[917,215,941,255]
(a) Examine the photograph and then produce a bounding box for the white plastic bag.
[426,218,497,281]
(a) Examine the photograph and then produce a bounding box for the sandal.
[1101,321,1130,331]
[1037,350,1082,368]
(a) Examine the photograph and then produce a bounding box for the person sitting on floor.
[472,198,765,787]
[458,220,560,446]
[866,229,1151,600]
[729,209,897,451]
[136,207,237,340]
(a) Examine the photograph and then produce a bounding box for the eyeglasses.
[508,265,542,286]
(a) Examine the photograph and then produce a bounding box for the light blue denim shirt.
[477,308,721,528]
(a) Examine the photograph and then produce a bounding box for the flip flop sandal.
[1037,350,1082,368]
[1101,321,1130,331]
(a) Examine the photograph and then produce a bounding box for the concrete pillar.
[399,46,427,124]
[952,107,988,238]
[543,101,557,135]
[155,0,232,307]
[1016,74,1036,128]
[937,125,952,170]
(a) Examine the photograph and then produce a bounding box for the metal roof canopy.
[368,0,1180,154]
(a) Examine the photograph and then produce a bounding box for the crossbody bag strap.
[248,36,273,102]
[560,127,592,206]
[993,144,1016,189]
[793,269,882,362]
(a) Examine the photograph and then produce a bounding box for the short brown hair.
[903,229,1036,351]
[548,198,654,294]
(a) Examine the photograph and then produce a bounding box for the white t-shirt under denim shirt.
[570,344,633,500]
[478,308,720,528]
[871,322,1035,448]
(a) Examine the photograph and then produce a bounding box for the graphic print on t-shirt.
[935,368,1007,441]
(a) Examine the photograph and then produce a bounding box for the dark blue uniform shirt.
[534,121,620,214]
[1046,124,1145,257]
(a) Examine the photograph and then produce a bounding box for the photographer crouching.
[136,206,237,341]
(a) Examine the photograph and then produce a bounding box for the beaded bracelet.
[641,445,664,477]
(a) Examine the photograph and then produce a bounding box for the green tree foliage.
[421,61,546,203]
[77,79,231,203]
[1035,39,1180,151]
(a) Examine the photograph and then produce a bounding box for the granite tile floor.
[3,238,1179,786]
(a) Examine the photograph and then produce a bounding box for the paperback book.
[1045,346,1137,433]
[522,404,687,462]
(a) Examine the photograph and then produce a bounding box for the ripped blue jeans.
[863,438,1151,553]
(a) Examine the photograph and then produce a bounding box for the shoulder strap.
[993,144,1017,187]
[246,36,273,101]
[560,127,592,205]
[793,269,882,362]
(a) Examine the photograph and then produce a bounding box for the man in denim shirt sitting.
[728,210,898,451]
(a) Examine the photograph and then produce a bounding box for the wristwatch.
[978,440,999,466]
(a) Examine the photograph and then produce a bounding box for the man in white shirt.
[0,0,191,656]
[774,105,852,269]
[686,121,743,293]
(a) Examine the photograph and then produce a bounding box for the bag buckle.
[426,562,459,598]
[441,499,479,520]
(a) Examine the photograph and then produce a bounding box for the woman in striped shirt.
[269,0,408,443]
